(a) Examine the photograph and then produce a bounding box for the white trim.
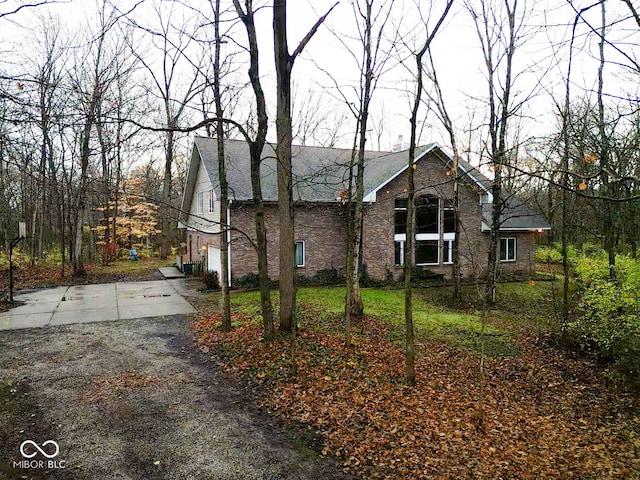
[481,223,551,232]
[443,232,456,241]
[499,237,517,262]
[415,233,439,241]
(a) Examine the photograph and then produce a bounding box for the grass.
[223,282,560,357]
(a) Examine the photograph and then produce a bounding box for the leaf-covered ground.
[193,308,640,479]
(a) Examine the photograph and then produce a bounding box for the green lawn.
[226,281,561,356]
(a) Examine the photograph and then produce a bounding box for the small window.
[295,241,305,267]
[208,190,215,213]
[394,240,405,266]
[415,240,439,265]
[196,191,204,213]
[394,199,407,234]
[443,208,456,233]
[443,240,454,264]
[499,237,516,262]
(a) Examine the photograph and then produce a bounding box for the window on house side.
[443,208,456,233]
[295,241,305,267]
[415,240,439,265]
[208,190,215,213]
[415,196,439,234]
[394,199,407,234]
[394,240,405,266]
[443,240,454,264]
[499,237,516,262]
[196,192,204,213]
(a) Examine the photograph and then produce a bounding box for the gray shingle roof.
[188,136,550,231]
[482,197,551,231]
[196,137,434,203]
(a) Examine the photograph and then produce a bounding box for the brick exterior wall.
[186,152,540,283]
[361,153,538,281]
[229,202,348,281]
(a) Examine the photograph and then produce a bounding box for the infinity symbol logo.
[20,440,60,459]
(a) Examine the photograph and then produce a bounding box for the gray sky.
[2,0,639,160]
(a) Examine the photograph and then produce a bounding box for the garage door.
[207,246,221,274]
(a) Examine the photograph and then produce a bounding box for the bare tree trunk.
[404,1,454,385]
[233,0,274,338]
[214,0,231,332]
[273,0,296,332]
[273,0,336,332]
[597,0,617,280]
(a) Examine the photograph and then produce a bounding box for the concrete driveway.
[0,279,196,330]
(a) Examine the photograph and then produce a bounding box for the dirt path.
[0,315,351,480]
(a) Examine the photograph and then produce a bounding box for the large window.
[393,196,456,267]
[295,241,305,267]
[499,237,516,262]
[415,240,439,265]
[415,196,439,234]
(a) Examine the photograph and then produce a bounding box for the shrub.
[567,255,640,388]
[235,272,259,289]
[314,268,339,285]
[202,271,220,291]
[535,243,578,264]
[536,245,562,264]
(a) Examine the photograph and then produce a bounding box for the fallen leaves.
[192,313,640,479]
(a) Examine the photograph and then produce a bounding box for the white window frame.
[394,240,405,266]
[443,239,454,265]
[208,190,215,213]
[415,239,440,266]
[499,237,517,262]
[295,240,305,267]
[196,191,204,213]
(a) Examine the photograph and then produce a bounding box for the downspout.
[227,202,232,286]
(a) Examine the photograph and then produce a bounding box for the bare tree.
[465,0,528,304]
[273,0,337,333]
[403,0,454,385]
[129,0,203,258]
[233,0,275,338]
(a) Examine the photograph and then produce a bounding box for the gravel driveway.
[0,314,350,480]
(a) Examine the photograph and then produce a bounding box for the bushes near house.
[567,254,640,388]
[535,243,577,264]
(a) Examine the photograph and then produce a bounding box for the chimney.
[392,134,404,152]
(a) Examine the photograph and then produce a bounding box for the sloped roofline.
[362,143,490,202]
